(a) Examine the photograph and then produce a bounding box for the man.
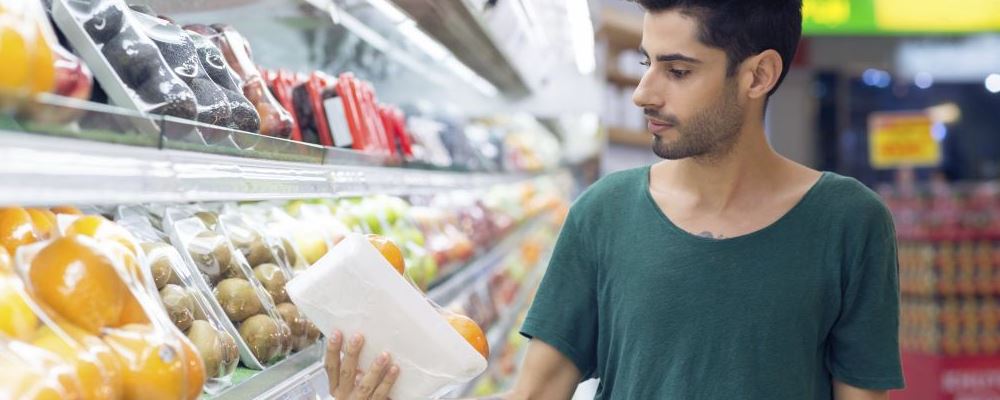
[325,0,904,399]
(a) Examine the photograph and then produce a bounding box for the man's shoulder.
[572,166,648,210]
[814,172,893,227]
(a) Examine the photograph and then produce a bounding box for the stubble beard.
[651,82,744,162]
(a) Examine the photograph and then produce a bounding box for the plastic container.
[49,0,196,134]
[14,230,205,400]
[0,0,56,111]
[115,206,240,390]
[287,234,488,400]
[163,206,292,369]
[218,206,321,352]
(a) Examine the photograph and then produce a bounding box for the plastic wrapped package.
[217,207,321,352]
[286,202,351,265]
[287,234,488,400]
[263,69,304,141]
[50,0,197,119]
[115,206,240,388]
[164,207,292,368]
[0,336,85,400]
[13,228,206,400]
[127,7,232,128]
[0,0,56,111]
[238,203,312,272]
[184,27,260,133]
[185,23,293,138]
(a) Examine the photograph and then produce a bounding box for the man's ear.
[744,50,783,99]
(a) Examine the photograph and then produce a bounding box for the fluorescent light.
[567,0,596,75]
[986,73,1000,93]
[914,72,933,89]
[366,0,408,24]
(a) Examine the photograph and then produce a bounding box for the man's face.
[632,10,746,160]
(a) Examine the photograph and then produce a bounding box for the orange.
[0,349,76,400]
[117,292,150,327]
[28,236,129,333]
[32,323,124,400]
[445,313,489,359]
[49,206,82,215]
[0,207,40,256]
[102,324,186,400]
[65,215,141,258]
[26,209,56,240]
[178,334,206,400]
[366,234,405,275]
[0,274,39,340]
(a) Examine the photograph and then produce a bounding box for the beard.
[649,81,744,161]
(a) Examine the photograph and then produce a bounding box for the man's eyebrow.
[639,46,702,64]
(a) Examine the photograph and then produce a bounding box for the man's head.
[630,0,802,160]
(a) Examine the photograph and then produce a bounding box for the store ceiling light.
[986,73,1000,93]
[566,0,596,75]
[914,72,934,89]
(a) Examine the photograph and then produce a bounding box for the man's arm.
[833,379,889,400]
[461,339,582,400]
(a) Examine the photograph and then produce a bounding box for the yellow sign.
[868,112,941,169]
[875,0,1000,33]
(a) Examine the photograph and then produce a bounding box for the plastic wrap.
[127,7,233,128]
[186,23,293,138]
[287,234,488,399]
[115,206,239,389]
[185,28,260,133]
[50,0,197,119]
[14,225,205,400]
[238,203,312,273]
[0,0,56,110]
[164,207,292,369]
[218,206,320,352]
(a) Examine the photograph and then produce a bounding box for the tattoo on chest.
[698,231,725,240]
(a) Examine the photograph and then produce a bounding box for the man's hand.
[833,379,889,400]
[326,330,400,400]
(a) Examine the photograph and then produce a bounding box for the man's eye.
[670,69,690,79]
[640,60,651,67]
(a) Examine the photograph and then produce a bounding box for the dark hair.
[634,0,802,96]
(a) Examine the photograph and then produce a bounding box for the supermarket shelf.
[608,127,652,147]
[457,249,553,396]
[427,217,547,306]
[392,0,531,98]
[607,69,641,87]
[208,341,326,400]
[0,130,547,206]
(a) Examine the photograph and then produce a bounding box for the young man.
[325,0,904,399]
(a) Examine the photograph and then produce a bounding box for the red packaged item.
[336,73,367,151]
[265,69,303,142]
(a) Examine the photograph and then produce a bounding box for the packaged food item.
[287,234,488,399]
[0,336,85,400]
[127,6,233,128]
[50,0,197,120]
[186,23,293,138]
[115,206,240,388]
[238,203,312,272]
[14,231,205,400]
[217,207,320,352]
[164,207,292,368]
[264,69,303,142]
[184,27,259,133]
[0,0,56,110]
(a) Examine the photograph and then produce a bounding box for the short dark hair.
[634,0,802,96]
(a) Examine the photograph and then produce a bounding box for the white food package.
[287,234,487,399]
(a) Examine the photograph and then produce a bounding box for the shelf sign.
[868,111,940,169]
[803,0,1000,35]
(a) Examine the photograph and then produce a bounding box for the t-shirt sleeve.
[520,209,598,379]
[826,202,905,390]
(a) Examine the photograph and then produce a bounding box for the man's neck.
[653,122,788,213]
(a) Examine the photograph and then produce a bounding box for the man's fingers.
[353,353,390,399]
[336,334,364,399]
[325,331,342,392]
[371,364,400,400]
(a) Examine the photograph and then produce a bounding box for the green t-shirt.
[520,166,904,399]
